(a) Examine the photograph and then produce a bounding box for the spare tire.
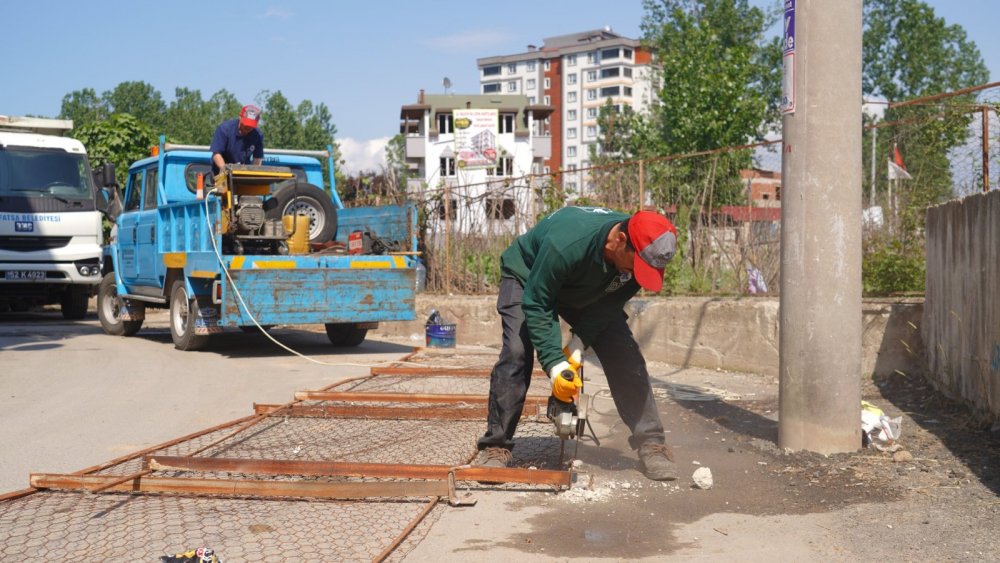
[265,182,338,243]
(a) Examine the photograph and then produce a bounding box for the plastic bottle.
[415,260,426,292]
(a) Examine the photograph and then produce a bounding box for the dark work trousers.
[477,277,666,452]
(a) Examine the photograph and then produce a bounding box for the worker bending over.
[476,207,679,481]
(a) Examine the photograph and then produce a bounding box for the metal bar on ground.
[293,391,548,406]
[253,403,546,420]
[369,367,546,378]
[30,473,449,499]
[145,456,572,487]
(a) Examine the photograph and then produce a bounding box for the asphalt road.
[0,304,415,494]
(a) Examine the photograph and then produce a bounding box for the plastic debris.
[861,400,902,449]
[160,547,220,563]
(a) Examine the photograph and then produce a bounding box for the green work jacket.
[500,206,640,372]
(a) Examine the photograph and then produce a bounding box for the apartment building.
[399,91,552,234]
[477,28,655,194]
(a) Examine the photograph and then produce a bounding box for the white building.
[399,91,552,235]
[477,28,656,194]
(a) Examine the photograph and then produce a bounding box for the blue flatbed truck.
[97,137,417,350]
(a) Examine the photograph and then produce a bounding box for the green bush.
[863,245,925,296]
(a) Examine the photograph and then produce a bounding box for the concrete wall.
[925,190,1000,418]
[377,295,926,380]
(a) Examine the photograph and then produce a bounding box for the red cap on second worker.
[239,105,261,128]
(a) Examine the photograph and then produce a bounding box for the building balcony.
[532,135,552,159]
[405,136,425,159]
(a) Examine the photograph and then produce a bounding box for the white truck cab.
[0,116,108,318]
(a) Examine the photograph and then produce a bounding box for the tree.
[102,81,167,132]
[642,0,782,154]
[59,88,107,128]
[863,0,989,244]
[71,114,157,185]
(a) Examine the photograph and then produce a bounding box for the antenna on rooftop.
[443,77,452,95]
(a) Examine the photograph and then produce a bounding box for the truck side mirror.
[93,162,117,188]
[98,186,123,222]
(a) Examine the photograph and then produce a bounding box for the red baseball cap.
[626,211,678,292]
[239,105,261,128]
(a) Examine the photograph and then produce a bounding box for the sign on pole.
[781,0,796,115]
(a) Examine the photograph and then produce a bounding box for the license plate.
[4,270,46,281]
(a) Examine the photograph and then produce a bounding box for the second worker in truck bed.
[475,206,680,481]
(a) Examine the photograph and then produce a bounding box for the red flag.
[888,143,912,181]
[893,144,906,170]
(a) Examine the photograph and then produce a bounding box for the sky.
[2,1,998,173]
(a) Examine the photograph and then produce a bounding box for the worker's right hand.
[563,333,585,370]
[549,360,582,403]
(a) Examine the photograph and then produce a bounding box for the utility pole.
[779,0,863,454]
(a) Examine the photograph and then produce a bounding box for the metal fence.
[349,82,1000,296]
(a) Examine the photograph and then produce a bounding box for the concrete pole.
[779,0,863,453]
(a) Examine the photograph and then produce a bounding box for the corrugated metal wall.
[924,190,1000,419]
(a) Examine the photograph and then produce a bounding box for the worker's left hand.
[562,333,585,370]
[549,360,583,403]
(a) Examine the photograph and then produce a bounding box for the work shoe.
[474,447,513,468]
[638,442,678,481]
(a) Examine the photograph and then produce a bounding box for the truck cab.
[0,117,108,318]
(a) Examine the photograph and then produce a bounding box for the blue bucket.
[425,323,457,348]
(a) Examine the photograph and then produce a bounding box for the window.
[435,198,458,219]
[623,48,633,60]
[567,109,577,121]
[544,166,551,173]
[624,86,633,97]
[567,73,577,85]
[483,65,501,77]
[586,107,597,119]
[485,198,516,220]
[124,171,142,211]
[490,156,514,176]
[600,67,620,79]
[440,157,455,177]
[567,127,577,139]
[544,60,550,71]
[601,48,619,60]
[483,82,501,94]
[600,86,620,97]
[587,125,597,138]
[527,78,536,90]
[568,146,577,157]
[142,166,158,210]
[587,70,597,82]
[544,77,550,89]
[586,89,597,100]
[567,54,577,66]
[499,113,515,134]
[507,63,517,74]
[527,61,536,71]
[437,113,453,134]
[507,81,517,92]
[528,96,536,104]
[568,164,577,171]
[587,52,595,64]
[567,91,577,103]
[624,67,633,78]
[567,181,577,191]
[543,95,550,105]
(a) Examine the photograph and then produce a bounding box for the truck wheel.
[266,182,338,243]
[97,273,142,336]
[61,285,90,320]
[169,281,209,351]
[325,323,368,347]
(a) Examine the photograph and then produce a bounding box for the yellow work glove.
[562,333,585,370]
[549,360,582,403]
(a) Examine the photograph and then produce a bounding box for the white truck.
[0,115,113,318]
